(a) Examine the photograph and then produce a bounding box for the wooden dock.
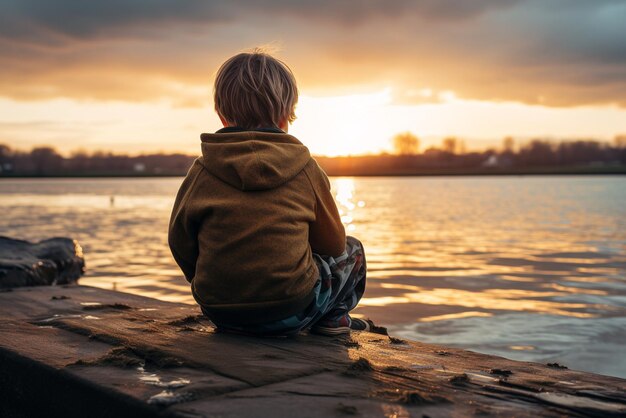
[1,285,625,417]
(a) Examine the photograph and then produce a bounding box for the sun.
[290,89,395,156]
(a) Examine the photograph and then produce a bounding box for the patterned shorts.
[208,236,367,336]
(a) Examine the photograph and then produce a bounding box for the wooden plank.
[1,285,625,417]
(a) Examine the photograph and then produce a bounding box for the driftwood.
[0,285,625,417]
[0,237,84,288]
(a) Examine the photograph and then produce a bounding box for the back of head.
[214,49,298,129]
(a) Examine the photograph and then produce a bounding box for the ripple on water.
[2,176,625,377]
[388,314,626,379]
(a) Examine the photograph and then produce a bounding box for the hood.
[199,131,311,191]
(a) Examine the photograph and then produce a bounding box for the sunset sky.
[1,0,625,156]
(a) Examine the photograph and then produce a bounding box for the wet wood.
[1,285,625,417]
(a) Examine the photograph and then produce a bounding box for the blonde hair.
[214,49,298,129]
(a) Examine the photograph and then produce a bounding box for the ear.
[278,118,289,132]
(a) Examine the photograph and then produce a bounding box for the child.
[168,50,368,336]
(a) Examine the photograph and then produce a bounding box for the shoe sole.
[310,326,351,336]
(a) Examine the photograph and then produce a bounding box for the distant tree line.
[1,135,625,177]
[320,134,626,175]
[0,145,195,176]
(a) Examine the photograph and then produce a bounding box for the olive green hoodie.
[168,130,345,325]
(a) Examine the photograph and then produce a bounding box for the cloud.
[0,0,521,41]
[0,0,624,107]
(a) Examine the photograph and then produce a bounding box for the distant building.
[133,163,146,173]
[482,155,513,168]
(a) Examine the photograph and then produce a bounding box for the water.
[1,176,625,378]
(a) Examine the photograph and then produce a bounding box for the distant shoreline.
[2,165,626,179]
[3,139,625,178]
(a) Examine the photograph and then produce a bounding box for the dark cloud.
[0,0,624,106]
[0,0,521,41]
[0,1,225,39]
[498,0,626,65]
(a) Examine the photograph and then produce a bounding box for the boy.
[168,50,368,336]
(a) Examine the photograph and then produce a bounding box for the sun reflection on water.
[418,311,493,322]
[334,178,365,233]
[360,283,606,318]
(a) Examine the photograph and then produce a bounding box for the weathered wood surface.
[0,236,84,288]
[1,285,625,417]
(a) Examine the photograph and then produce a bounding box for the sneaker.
[310,324,351,336]
[310,316,351,336]
[349,318,371,332]
[311,317,372,336]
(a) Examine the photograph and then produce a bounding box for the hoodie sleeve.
[305,160,346,257]
[168,162,203,282]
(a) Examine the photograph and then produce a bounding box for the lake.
[1,176,625,378]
